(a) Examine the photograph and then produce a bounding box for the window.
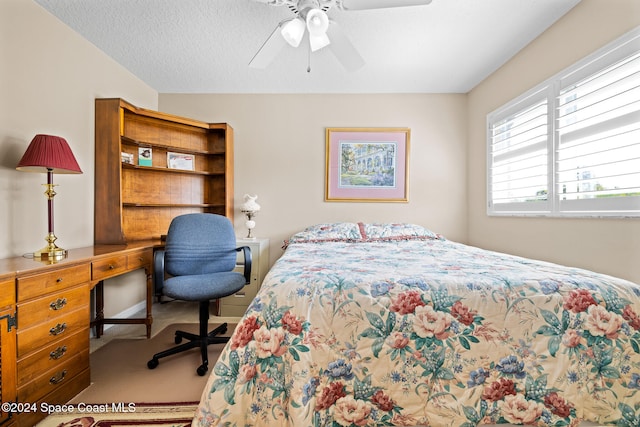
[487,27,640,217]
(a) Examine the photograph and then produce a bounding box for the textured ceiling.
[34,0,581,94]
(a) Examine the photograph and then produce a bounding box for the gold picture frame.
[325,127,410,202]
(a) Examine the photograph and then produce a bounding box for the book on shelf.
[121,152,133,164]
[138,147,152,166]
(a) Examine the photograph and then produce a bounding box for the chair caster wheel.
[147,358,159,369]
[197,364,208,376]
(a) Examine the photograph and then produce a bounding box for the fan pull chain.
[307,40,312,73]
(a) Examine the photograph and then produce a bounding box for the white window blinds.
[487,26,640,217]
[489,97,549,209]
[557,52,640,212]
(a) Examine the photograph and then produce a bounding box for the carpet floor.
[69,322,234,404]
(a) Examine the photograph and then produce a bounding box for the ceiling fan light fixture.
[305,8,329,36]
[280,18,306,47]
[309,32,330,52]
[252,0,437,71]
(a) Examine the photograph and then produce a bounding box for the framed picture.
[325,127,410,202]
[167,152,195,171]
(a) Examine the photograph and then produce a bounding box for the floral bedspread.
[193,223,640,427]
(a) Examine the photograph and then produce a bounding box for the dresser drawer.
[128,248,152,270]
[17,306,89,357]
[219,266,258,314]
[17,284,87,327]
[17,329,88,386]
[17,264,90,302]
[16,367,90,427]
[0,277,14,309]
[220,280,257,306]
[17,350,89,404]
[219,304,251,317]
[92,255,129,281]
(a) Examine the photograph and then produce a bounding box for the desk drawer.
[17,264,90,302]
[17,284,87,326]
[127,248,152,270]
[17,350,89,404]
[92,255,128,281]
[0,277,14,309]
[17,306,89,357]
[17,329,88,386]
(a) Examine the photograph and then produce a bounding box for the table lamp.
[240,194,261,239]
[16,134,82,260]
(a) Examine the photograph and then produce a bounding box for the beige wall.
[158,94,468,265]
[0,0,158,316]
[467,0,640,284]
[2,0,639,322]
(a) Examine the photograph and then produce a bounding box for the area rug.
[69,323,235,404]
[35,401,198,427]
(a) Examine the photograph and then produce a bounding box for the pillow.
[360,223,441,240]
[288,222,363,243]
[283,222,443,249]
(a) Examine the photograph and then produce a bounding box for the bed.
[193,222,640,426]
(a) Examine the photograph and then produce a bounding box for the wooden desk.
[0,241,158,427]
[90,242,157,338]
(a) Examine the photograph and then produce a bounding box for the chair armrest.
[154,249,165,296]
[236,246,252,285]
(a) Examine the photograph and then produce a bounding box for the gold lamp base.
[33,233,67,261]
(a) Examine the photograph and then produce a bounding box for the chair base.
[147,300,229,376]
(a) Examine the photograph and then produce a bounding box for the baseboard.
[113,300,148,321]
[91,300,147,336]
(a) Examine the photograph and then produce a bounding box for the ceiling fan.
[249,0,433,72]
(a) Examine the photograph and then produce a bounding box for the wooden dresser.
[0,274,17,426]
[14,263,91,427]
[0,242,156,426]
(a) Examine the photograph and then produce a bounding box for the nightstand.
[218,238,270,317]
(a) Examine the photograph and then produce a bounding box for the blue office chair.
[147,213,251,376]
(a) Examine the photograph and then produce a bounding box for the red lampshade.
[16,134,82,174]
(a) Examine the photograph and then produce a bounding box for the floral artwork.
[193,223,640,427]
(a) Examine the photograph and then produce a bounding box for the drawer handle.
[50,345,67,360]
[56,277,63,283]
[109,264,115,270]
[49,323,67,336]
[50,370,67,385]
[50,297,67,310]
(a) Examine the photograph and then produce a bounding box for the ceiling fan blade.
[249,24,288,69]
[326,21,364,72]
[339,0,432,10]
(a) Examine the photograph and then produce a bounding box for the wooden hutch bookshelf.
[94,98,234,244]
